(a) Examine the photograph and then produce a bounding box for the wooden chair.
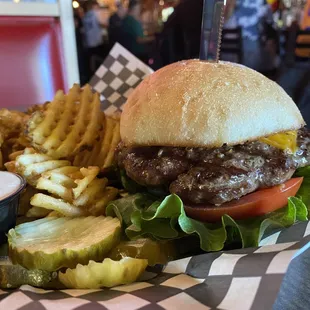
[295,30,310,59]
[277,26,310,125]
[279,26,310,65]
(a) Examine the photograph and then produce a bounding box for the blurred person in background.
[160,0,203,64]
[82,1,104,74]
[108,0,127,47]
[121,0,154,63]
[225,0,278,76]
[74,6,89,85]
[141,0,160,35]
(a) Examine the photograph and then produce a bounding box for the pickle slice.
[0,256,57,288]
[8,216,121,271]
[109,239,176,266]
[59,257,148,289]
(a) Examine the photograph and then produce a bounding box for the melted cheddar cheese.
[259,131,298,154]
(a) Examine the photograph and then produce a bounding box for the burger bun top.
[120,60,305,147]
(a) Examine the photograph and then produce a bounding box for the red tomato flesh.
[184,177,304,223]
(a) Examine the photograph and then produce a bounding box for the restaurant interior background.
[0,0,309,123]
[76,0,310,125]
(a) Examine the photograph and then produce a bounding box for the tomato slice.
[184,177,304,223]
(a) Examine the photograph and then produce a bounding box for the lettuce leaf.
[295,166,310,209]
[107,167,310,252]
[106,193,308,252]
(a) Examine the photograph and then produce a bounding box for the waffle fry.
[73,167,100,199]
[31,194,85,217]
[73,116,121,170]
[36,174,74,202]
[26,206,51,218]
[37,166,99,201]
[4,161,16,173]
[15,149,70,186]
[1,86,120,226]
[74,178,108,207]
[26,84,103,159]
[33,164,118,216]
[26,102,49,115]
[9,150,23,161]
[46,210,63,218]
[8,134,31,153]
[5,148,36,173]
[88,187,119,216]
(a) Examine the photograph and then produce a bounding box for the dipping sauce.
[0,172,22,201]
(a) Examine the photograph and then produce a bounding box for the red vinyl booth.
[0,16,67,110]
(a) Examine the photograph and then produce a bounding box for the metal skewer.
[200,0,226,62]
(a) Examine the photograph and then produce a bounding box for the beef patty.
[117,128,310,205]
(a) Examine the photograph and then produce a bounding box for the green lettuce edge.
[106,168,310,252]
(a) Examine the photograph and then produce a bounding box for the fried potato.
[37,166,99,201]
[26,84,103,159]
[30,193,85,217]
[74,178,108,207]
[4,161,16,173]
[8,134,31,153]
[26,206,51,218]
[73,166,99,199]
[103,120,120,169]
[34,164,118,216]
[26,102,49,115]
[36,176,73,202]
[9,150,23,161]
[0,109,27,140]
[5,150,26,172]
[15,150,71,186]
[46,210,63,218]
[88,187,118,216]
[44,167,79,188]
[73,116,121,170]
[0,109,30,164]
[21,160,70,186]
[73,180,118,216]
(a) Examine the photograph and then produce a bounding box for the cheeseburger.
[117,60,310,223]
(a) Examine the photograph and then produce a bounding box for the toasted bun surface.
[120,60,305,147]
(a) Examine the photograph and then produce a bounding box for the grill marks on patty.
[118,147,190,186]
[169,146,296,205]
[117,129,310,206]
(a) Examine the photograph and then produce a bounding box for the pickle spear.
[8,216,121,271]
[109,238,176,266]
[59,257,148,289]
[0,256,57,289]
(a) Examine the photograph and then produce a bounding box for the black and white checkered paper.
[1,221,310,310]
[90,43,154,114]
